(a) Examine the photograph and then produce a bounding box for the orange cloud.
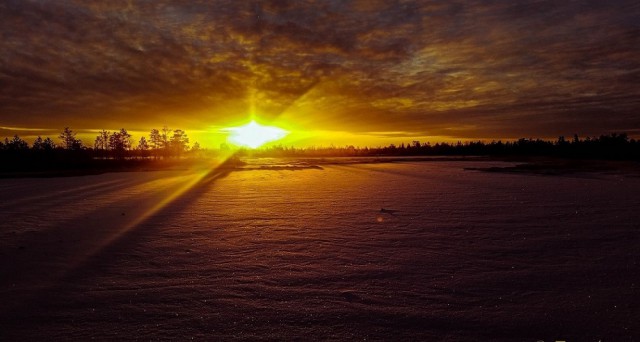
[0,1,639,146]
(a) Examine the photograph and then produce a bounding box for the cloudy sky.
[1,0,639,146]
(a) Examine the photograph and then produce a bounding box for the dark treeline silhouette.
[0,129,638,174]
[0,127,200,174]
[247,133,640,160]
[92,126,193,160]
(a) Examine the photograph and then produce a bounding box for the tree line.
[0,126,199,159]
[0,127,204,173]
[247,133,640,160]
[1,129,639,170]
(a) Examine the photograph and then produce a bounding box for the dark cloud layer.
[1,0,639,141]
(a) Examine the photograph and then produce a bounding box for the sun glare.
[225,120,288,148]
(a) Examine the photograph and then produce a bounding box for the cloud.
[1,0,639,142]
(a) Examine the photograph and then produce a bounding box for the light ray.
[46,150,241,290]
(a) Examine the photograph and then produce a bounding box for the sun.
[225,120,288,148]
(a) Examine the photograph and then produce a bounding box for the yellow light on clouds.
[225,120,288,148]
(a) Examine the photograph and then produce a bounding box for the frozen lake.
[1,160,639,340]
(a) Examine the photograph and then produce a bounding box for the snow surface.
[1,160,639,340]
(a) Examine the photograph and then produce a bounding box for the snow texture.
[1,160,639,340]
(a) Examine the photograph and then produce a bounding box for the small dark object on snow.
[380,208,398,214]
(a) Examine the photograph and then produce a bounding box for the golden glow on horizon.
[224,120,288,148]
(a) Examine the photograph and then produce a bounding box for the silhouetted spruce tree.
[94,130,110,159]
[137,136,149,150]
[137,136,150,159]
[149,128,162,159]
[59,127,83,150]
[108,128,132,159]
[160,126,171,157]
[170,129,189,157]
[94,130,109,149]
[31,136,56,164]
[32,136,45,150]
[5,135,29,150]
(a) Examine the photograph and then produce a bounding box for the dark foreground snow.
[1,160,639,341]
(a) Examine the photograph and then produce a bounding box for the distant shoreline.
[0,155,483,178]
[465,157,640,177]
[1,155,638,178]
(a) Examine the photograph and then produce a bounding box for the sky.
[1,0,639,147]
